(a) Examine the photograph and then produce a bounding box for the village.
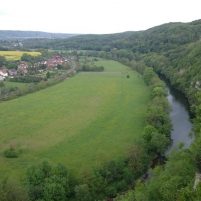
[0,54,77,81]
[0,53,79,101]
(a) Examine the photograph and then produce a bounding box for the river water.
[166,85,194,154]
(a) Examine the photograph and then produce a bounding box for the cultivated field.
[0,60,150,178]
[0,51,41,60]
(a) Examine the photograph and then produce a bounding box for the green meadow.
[0,60,150,179]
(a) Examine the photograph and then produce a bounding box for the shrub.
[4,146,19,158]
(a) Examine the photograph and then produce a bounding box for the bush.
[4,146,19,158]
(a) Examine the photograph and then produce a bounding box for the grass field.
[0,60,150,179]
[0,51,41,60]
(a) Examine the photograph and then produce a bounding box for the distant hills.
[47,19,201,52]
[1,19,201,52]
[14,19,201,51]
[0,30,77,40]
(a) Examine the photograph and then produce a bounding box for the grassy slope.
[0,60,150,179]
[0,51,40,60]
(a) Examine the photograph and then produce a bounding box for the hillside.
[19,19,201,51]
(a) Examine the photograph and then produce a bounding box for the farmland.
[0,50,41,60]
[0,59,150,179]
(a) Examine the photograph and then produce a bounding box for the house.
[0,68,8,77]
[17,62,28,75]
[8,69,17,77]
[46,55,65,69]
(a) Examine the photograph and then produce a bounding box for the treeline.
[79,64,104,72]
[10,75,44,83]
[141,67,171,157]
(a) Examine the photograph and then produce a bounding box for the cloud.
[0,0,201,33]
[0,10,7,16]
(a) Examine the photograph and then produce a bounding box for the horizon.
[1,0,201,34]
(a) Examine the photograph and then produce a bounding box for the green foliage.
[0,81,5,88]
[21,53,42,63]
[121,150,196,201]
[5,60,18,69]
[27,161,75,201]
[46,71,51,79]
[192,137,201,171]
[81,64,104,72]
[21,53,34,62]
[0,55,6,66]
[151,86,165,98]
[4,146,19,158]
[127,145,149,177]
[143,68,155,85]
[74,184,92,201]
[10,76,44,83]
[79,58,104,72]
[96,159,134,197]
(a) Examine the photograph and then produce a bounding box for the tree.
[128,145,149,177]
[143,68,155,85]
[0,56,6,66]
[151,87,166,98]
[46,71,51,79]
[0,82,5,88]
[43,176,66,201]
[27,161,76,201]
[21,53,34,62]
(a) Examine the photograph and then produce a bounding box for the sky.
[0,0,201,34]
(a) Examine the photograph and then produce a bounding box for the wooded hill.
[20,19,201,51]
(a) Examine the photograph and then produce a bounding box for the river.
[166,84,194,154]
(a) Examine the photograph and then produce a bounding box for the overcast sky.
[0,0,201,34]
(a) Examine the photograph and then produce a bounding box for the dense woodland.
[1,19,201,200]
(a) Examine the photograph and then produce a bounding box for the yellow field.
[0,51,41,60]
